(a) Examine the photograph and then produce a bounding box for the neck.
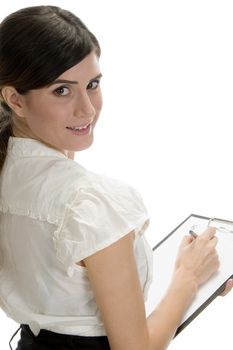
[12,117,75,160]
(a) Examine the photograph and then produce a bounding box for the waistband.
[10,324,110,350]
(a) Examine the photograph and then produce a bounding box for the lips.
[66,121,92,131]
[66,122,92,136]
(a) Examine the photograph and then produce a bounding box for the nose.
[74,92,95,119]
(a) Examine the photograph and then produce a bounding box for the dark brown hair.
[0,5,100,172]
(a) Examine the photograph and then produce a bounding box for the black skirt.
[13,324,111,350]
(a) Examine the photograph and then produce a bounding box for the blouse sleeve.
[53,175,150,276]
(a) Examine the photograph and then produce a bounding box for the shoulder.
[0,154,93,222]
[54,167,150,274]
[1,150,148,229]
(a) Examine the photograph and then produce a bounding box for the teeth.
[69,123,90,131]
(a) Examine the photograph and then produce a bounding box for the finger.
[220,279,233,297]
[180,235,194,247]
[208,236,218,248]
[200,227,216,240]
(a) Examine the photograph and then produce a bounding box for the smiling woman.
[0,4,231,350]
[0,6,102,158]
[2,52,103,154]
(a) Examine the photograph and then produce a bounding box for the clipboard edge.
[174,275,233,336]
[151,213,232,337]
[152,213,210,251]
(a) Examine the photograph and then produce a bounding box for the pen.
[189,230,198,239]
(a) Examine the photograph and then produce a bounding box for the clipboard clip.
[208,217,233,234]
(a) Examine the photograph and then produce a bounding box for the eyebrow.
[47,73,103,87]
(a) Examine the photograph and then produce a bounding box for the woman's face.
[17,51,103,155]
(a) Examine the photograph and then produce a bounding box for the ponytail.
[0,102,12,173]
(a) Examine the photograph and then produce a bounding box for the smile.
[66,122,91,131]
[66,122,92,136]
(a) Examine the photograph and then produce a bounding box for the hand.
[175,227,220,288]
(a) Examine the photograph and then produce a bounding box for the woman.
[0,5,232,350]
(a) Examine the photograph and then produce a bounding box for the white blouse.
[0,137,153,337]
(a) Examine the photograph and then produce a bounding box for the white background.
[1,0,233,349]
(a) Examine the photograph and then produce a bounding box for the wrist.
[169,267,198,302]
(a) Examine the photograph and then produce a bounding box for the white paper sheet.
[145,214,233,335]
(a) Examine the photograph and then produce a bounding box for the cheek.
[93,91,103,114]
[24,103,54,132]
[23,96,42,118]
[26,107,46,126]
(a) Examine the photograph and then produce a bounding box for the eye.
[54,86,69,96]
[87,79,100,90]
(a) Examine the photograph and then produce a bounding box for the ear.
[1,86,25,117]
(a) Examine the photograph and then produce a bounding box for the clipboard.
[145,214,233,336]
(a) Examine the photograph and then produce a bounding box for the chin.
[73,137,94,152]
